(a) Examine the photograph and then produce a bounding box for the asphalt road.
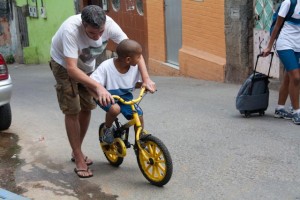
[5,64,300,200]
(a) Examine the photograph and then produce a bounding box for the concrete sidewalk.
[5,64,300,200]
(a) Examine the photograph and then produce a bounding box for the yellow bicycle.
[98,87,173,186]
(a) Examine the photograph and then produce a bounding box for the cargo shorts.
[49,59,96,115]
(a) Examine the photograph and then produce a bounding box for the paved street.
[3,63,300,200]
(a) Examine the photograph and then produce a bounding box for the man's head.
[116,39,142,66]
[81,5,106,40]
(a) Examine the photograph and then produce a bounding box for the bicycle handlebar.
[112,87,147,105]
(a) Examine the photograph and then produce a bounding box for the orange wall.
[180,0,226,81]
[146,0,226,81]
[182,0,225,58]
[146,0,166,62]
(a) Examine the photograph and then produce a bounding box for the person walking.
[49,5,156,178]
[262,0,300,125]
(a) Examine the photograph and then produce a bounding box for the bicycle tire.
[136,135,173,186]
[99,123,124,167]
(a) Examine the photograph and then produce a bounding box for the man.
[50,5,155,178]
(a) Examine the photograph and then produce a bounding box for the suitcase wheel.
[244,111,251,118]
[259,111,265,116]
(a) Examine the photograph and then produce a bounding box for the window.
[136,0,143,16]
[112,0,120,12]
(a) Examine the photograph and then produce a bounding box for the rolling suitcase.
[236,52,274,117]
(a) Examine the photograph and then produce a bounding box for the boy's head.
[116,39,142,66]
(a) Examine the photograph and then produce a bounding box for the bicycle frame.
[112,87,150,159]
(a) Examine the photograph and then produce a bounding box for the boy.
[89,39,147,144]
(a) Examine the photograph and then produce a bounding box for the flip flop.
[74,168,93,178]
[71,156,93,166]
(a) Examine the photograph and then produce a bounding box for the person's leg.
[277,50,300,124]
[70,110,93,165]
[277,71,289,105]
[99,104,120,144]
[50,60,92,177]
[71,84,97,164]
[275,50,297,119]
[65,114,92,177]
[288,69,300,124]
[288,69,300,110]
[78,110,91,143]
[105,104,120,127]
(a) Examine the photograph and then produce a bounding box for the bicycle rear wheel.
[136,135,173,186]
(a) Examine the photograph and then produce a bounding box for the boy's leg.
[105,104,121,127]
[288,69,300,111]
[277,71,289,106]
[275,50,298,120]
[99,104,120,144]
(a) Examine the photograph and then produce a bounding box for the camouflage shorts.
[49,59,96,115]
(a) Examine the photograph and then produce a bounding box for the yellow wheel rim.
[100,138,126,163]
[139,141,167,182]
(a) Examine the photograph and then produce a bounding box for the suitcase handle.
[253,52,274,77]
[249,52,274,95]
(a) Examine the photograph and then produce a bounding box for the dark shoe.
[71,156,93,166]
[74,168,93,178]
[292,112,300,125]
[100,126,115,144]
[274,108,293,119]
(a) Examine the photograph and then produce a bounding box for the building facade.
[2,0,279,84]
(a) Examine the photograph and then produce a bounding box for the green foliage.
[5,55,15,64]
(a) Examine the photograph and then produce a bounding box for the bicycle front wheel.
[136,135,173,186]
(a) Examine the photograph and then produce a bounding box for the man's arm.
[65,57,114,106]
[137,55,156,93]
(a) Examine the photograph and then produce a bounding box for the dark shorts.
[277,50,300,72]
[49,59,96,115]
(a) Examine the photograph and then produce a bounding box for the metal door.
[165,0,182,67]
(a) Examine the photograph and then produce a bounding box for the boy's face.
[129,53,142,66]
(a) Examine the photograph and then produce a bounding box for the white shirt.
[276,0,300,51]
[50,15,127,74]
[90,58,141,97]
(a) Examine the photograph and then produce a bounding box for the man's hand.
[96,86,114,106]
[142,79,156,93]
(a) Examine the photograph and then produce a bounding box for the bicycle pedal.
[124,140,131,148]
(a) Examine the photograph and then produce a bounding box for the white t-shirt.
[50,15,128,74]
[90,58,141,98]
[276,0,300,51]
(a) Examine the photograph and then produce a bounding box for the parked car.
[0,53,12,131]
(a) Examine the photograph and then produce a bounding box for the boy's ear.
[125,57,131,63]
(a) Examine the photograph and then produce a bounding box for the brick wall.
[146,0,226,81]
[182,0,225,57]
[146,0,166,62]
[180,0,226,81]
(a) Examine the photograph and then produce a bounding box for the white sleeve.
[278,0,291,18]
[62,30,79,58]
[105,17,128,44]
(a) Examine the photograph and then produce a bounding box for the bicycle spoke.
[155,150,162,159]
[157,163,165,172]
